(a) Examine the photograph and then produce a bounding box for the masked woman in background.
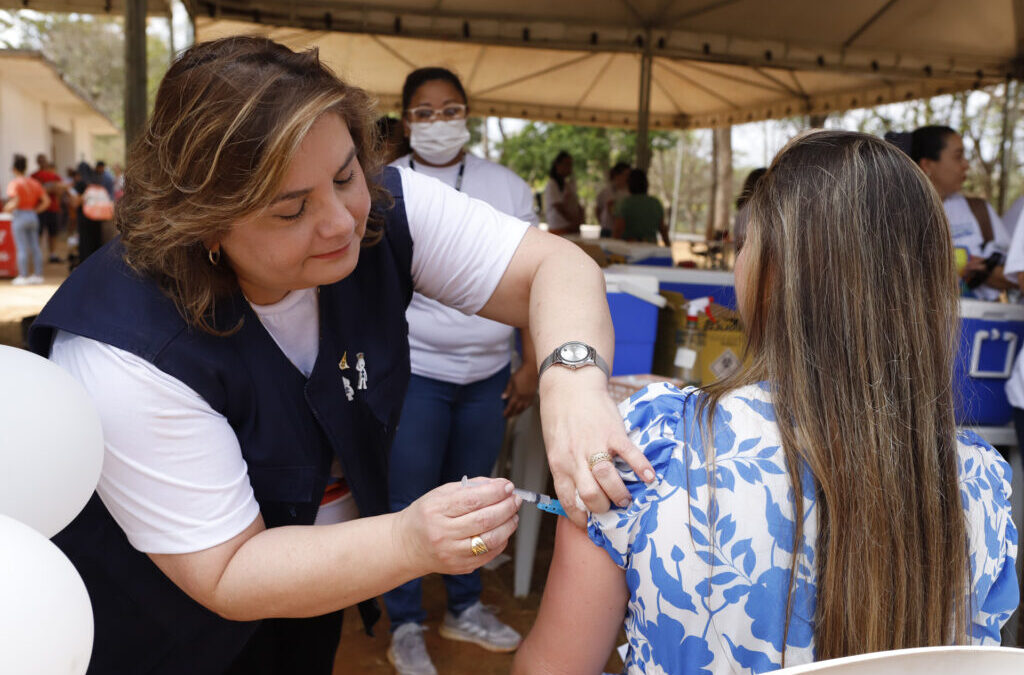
[384,67,540,675]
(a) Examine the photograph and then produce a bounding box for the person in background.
[385,65,539,675]
[72,162,106,264]
[543,151,583,234]
[1000,207,1024,458]
[112,163,126,201]
[95,159,116,198]
[733,167,767,248]
[910,125,1015,300]
[1002,195,1024,241]
[5,153,50,284]
[595,162,630,238]
[32,154,65,262]
[63,166,80,264]
[612,168,670,246]
[514,130,1018,675]
[376,116,407,165]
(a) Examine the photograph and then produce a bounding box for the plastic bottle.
[674,297,711,387]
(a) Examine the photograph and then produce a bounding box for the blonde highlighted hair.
[703,130,968,660]
[117,36,387,334]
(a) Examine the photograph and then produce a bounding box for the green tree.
[496,122,677,222]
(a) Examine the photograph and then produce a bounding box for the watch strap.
[538,343,611,378]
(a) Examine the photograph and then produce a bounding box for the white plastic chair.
[775,646,1024,674]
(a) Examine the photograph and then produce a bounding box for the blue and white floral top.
[588,382,1019,674]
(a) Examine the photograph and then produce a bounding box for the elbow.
[209,596,262,623]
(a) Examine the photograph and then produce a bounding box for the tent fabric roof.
[187,0,1021,129]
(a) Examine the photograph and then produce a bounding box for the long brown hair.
[703,130,967,660]
[117,36,387,334]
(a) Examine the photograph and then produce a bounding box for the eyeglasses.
[406,104,467,122]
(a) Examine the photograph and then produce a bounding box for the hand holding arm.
[478,228,654,525]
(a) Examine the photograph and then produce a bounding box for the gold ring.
[470,535,489,556]
[588,451,613,470]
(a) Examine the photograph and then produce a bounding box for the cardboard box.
[651,288,750,384]
[698,326,749,386]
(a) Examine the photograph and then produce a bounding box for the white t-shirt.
[1002,200,1024,409]
[391,152,537,384]
[1003,196,1024,241]
[49,166,530,554]
[543,176,581,232]
[596,183,628,234]
[944,193,1009,301]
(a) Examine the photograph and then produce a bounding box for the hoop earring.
[208,247,221,266]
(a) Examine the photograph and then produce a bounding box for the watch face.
[559,342,590,363]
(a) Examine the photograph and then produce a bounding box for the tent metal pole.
[125,0,148,148]
[999,78,1014,213]
[637,33,653,171]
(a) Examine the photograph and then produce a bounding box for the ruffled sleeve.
[587,382,700,569]
[957,431,1020,643]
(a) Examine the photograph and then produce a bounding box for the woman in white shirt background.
[910,125,1015,300]
[543,151,584,234]
[385,66,542,675]
[595,161,630,237]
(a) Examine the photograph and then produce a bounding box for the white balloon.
[0,345,103,537]
[0,514,93,674]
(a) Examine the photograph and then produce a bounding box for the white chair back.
[775,646,1024,674]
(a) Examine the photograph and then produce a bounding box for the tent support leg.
[636,35,653,171]
[125,0,148,148]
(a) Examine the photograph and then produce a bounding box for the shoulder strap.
[966,197,994,245]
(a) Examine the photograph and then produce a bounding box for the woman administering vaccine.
[384,67,539,674]
[28,38,651,674]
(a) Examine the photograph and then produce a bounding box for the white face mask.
[409,119,470,165]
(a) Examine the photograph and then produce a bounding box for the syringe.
[461,476,568,518]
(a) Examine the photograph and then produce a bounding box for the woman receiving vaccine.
[385,67,540,675]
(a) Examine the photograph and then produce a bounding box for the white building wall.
[0,81,48,188]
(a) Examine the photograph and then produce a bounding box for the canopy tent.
[184,0,1022,135]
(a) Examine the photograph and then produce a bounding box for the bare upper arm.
[148,514,265,618]
[476,227,599,328]
[514,518,627,675]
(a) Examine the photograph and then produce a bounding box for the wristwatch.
[538,341,610,379]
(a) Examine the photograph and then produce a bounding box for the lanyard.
[409,155,466,192]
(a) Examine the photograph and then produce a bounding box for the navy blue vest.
[28,167,414,674]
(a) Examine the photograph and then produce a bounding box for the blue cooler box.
[606,264,737,309]
[605,272,661,375]
[956,299,1024,426]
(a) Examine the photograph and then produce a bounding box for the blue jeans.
[11,209,42,277]
[384,365,510,628]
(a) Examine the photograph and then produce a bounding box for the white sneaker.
[10,276,29,285]
[387,623,437,675]
[28,275,44,285]
[439,601,522,652]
